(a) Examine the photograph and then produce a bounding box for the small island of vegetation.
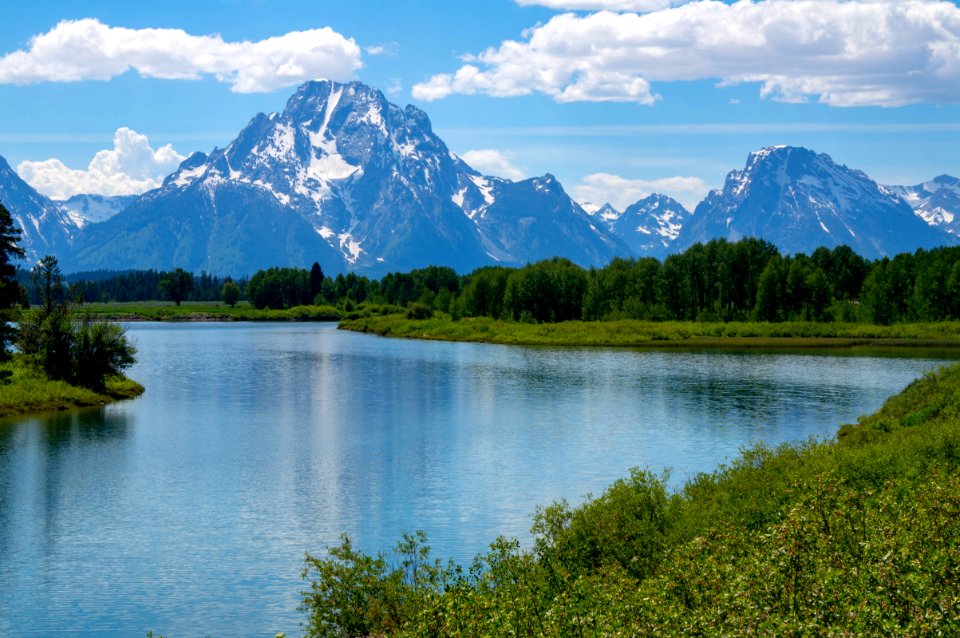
[0,203,141,418]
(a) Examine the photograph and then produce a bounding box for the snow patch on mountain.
[601,194,690,258]
[888,175,960,236]
[58,193,136,227]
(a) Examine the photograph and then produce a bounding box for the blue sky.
[1,0,958,210]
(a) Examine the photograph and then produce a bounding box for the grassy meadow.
[73,300,341,322]
[339,312,960,349]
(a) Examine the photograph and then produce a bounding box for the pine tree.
[310,261,325,302]
[0,201,25,363]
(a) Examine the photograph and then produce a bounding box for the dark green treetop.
[0,201,25,363]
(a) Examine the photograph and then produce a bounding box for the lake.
[0,322,955,636]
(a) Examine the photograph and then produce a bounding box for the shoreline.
[338,314,960,351]
[0,371,144,420]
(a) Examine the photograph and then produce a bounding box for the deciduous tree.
[159,268,195,306]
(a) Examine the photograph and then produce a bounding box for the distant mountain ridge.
[887,175,960,237]
[1,85,958,275]
[673,146,955,259]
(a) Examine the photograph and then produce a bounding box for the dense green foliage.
[221,279,241,307]
[158,268,195,306]
[52,239,960,328]
[22,268,239,305]
[245,266,316,309]
[301,362,960,636]
[0,201,25,363]
[18,257,136,392]
[0,205,142,415]
[0,357,142,417]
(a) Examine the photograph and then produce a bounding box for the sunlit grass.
[0,359,144,418]
[339,313,960,348]
[61,301,341,322]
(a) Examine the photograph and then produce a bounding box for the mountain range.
[62,81,626,275]
[673,146,954,259]
[0,80,957,275]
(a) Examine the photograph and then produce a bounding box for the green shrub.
[300,363,960,636]
[405,303,433,320]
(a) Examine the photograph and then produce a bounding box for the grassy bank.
[0,359,143,419]
[339,313,960,348]
[72,300,341,322]
[302,361,960,636]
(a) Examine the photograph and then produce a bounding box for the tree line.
[46,237,960,325]
[234,238,960,326]
[20,268,245,306]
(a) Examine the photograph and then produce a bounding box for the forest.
[55,238,960,326]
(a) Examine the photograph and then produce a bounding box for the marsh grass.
[340,313,960,348]
[0,359,143,418]
[68,301,341,322]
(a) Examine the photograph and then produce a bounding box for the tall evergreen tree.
[0,202,25,363]
[309,262,325,302]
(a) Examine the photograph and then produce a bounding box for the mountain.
[0,155,79,263]
[582,202,621,225]
[611,194,690,259]
[887,175,960,237]
[64,80,625,276]
[673,146,955,259]
[472,174,627,265]
[59,194,137,227]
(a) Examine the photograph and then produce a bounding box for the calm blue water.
[0,322,955,636]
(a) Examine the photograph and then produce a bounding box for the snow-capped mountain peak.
[612,194,690,258]
[582,202,621,224]
[674,145,954,258]
[887,174,960,235]
[61,80,626,275]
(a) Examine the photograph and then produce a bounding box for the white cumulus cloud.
[414,0,960,107]
[0,19,362,93]
[573,173,709,211]
[461,149,527,181]
[18,128,185,199]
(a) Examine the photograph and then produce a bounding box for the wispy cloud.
[0,19,362,93]
[461,149,526,181]
[385,78,404,96]
[573,173,709,210]
[415,0,960,107]
[365,42,400,57]
[17,128,184,199]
